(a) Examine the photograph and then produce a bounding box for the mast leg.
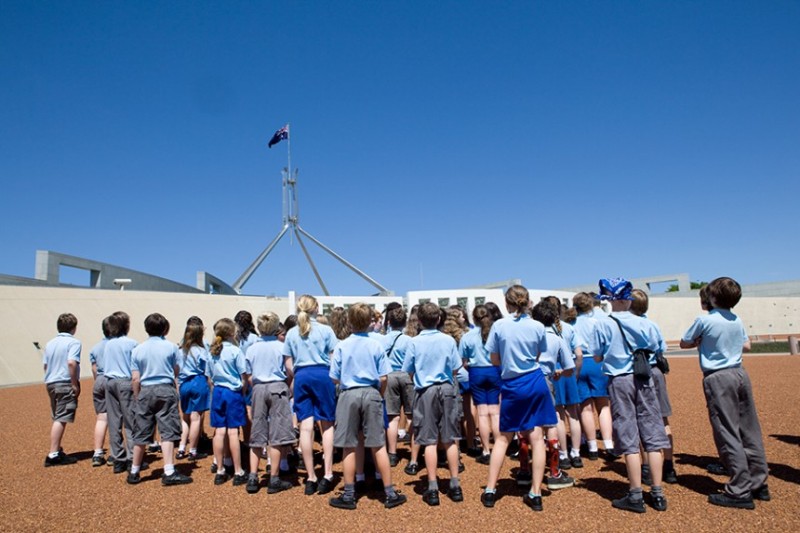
[293,227,329,296]
[232,225,289,293]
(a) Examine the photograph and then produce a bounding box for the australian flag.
[268,124,289,148]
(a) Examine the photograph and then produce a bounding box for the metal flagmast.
[231,125,390,296]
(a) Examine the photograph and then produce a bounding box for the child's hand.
[71,383,81,399]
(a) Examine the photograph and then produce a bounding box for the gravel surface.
[1,356,798,532]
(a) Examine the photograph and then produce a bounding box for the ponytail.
[296,294,318,338]
[210,318,236,356]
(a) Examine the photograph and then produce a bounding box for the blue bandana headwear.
[597,278,634,301]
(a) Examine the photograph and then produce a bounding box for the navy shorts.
[293,365,336,422]
[179,374,210,414]
[554,372,580,406]
[499,369,557,433]
[577,358,609,402]
[468,366,502,406]
[210,386,247,429]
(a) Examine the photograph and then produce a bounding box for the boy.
[381,306,414,468]
[680,277,769,509]
[89,317,112,467]
[43,313,81,467]
[127,313,192,486]
[594,278,670,513]
[104,311,139,473]
[328,303,406,510]
[402,302,463,506]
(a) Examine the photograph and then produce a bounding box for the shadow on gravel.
[768,462,800,485]
[578,476,629,501]
[676,473,722,496]
[599,459,628,478]
[770,434,800,446]
[675,452,718,470]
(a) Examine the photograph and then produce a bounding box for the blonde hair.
[629,289,649,317]
[329,307,351,340]
[442,308,467,345]
[505,285,530,317]
[348,303,373,333]
[296,294,318,338]
[256,312,281,337]
[210,318,237,356]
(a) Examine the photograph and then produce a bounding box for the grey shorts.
[413,382,461,446]
[249,382,296,448]
[650,366,673,418]
[47,381,77,423]
[608,374,670,455]
[333,387,386,449]
[132,384,182,444]
[93,375,108,415]
[385,371,414,416]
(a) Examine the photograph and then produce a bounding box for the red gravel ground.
[1,356,798,533]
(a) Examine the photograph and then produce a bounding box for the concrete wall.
[0,285,289,387]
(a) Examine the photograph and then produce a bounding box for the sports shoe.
[148,443,162,453]
[384,492,407,509]
[523,493,543,511]
[126,472,141,485]
[612,493,646,513]
[752,485,771,502]
[481,490,496,508]
[113,460,128,474]
[515,470,532,487]
[214,473,230,485]
[304,480,318,495]
[708,493,755,510]
[188,451,208,461]
[388,453,399,467]
[558,457,572,471]
[447,486,464,502]
[422,488,440,506]
[545,471,575,490]
[329,494,357,510]
[707,462,727,475]
[651,494,668,511]
[44,451,78,467]
[571,456,584,468]
[403,462,419,476]
[162,472,193,486]
[175,450,187,460]
[663,468,678,484]
[317,477,335,495]
[232,472,248,486]
[91,455,107,467]
[246,474,260,494]
[476,454,491,465]
[267,479,292,494]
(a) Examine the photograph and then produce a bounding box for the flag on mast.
[268,124,289,148]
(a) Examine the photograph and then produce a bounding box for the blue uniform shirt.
[538,329,575,377]
[282,320,338,368]
[682,309,748,372]
[485,314,547,380]
[559,322,584,358]
[89,338,108,375]
[238,332,258,355]
[573,313,603,356]
[131,336,179,386]
[402,329,462,390]
[641,314,667,365]
[104,336,138,379]
[459,327,492,368]
[382,331,412,372]
[177,345,208,385]
[246,336,287,383]
[206,342,247,390]
[43,333,82,384]
[330,333,390,390]
[597,312,659,376]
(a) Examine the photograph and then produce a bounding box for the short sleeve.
[682,317,704,343]
[68,340,82,363]
[401,341,416,373]
[329,346,342,381]
[559,339,575,370]
[485,323,499,355]
[448,339,462,371]
[235,348,247,375]
[376,349,390,377]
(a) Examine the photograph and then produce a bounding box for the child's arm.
[743,339,752,352]
[490,352,501,366]
[68,358,81,398]
[92,362,98,381]
[379,375,388,397]
[131,370,141,397]
[679,338,699,349]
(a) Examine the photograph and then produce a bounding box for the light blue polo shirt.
[368,331,385,343]
[597,312,659,376]
[246,336,287,383]
[89,338,108,375]
[382,331,412,372]
[402,329,462,390]
[642,315,667,365]
[485,314,547,380]
[104,336,138,380]
[330,333,390,390]
[206,342,247,391]
[573,313,603,356]
[177,345,208,384]
[131,336,179,386]
[459,327,492,368]
[538,329,575,377]
[560,322,584,358]
[239,332,258,355]
[282,320,339,368]
[682,309,748,372]
[43,333,82,384]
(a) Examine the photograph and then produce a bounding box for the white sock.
[324,474,334,481]
[356,473,366,482]
[164,463,175,476]
[398,429,407,438]
[588,440,598,452]
[603,439,614,450]
[94,449,104,457]
[48,451,60,459]
[571,448,581,458]
[177,445,185,453]
[189,448,197,454]
[130,465,141,474]
[559,450,569,460]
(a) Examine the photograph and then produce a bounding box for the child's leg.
[462,393,476,448]
[355,432,365,478]
[298,417,317,481]
[372,446,393,487]
[595,398,613,448]
[545,426,561,476]
[160,439,176,470]
[131,443,146,469]
[269,445,285,478]
[485,431,512,491]
[445,441,460,479]
[188,412,203,452]
[320,420,335,479]
[249,447,261,475]
[646,449,663,487]
[179,412,189,452]
[663,418,673,462]
[423,444,438,484]
[527,427,546,495]
[94,413,108,453]
[476,404,492,454]
[566,404,582,455]
[50,421,67,454]
[489,404,501,443]
[555,409,569,459]
[624,452,643,489]
[213,427,226,471]
[387,415,400,455]
[227,427,243,473]
[580,400,598,453]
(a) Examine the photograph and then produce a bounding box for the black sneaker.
[515,470,532,487]
[586,451,599,461]
[232,472,248,486]
[545,471,575,490]
[558,457,572,471]
[447,486,464,502]
[91,455,107,467]
[126,472,141,485]
[317,477,335,495]
[113,460,128,474]
[304,480,318,495]
[571,456,584,469]
[752,485,771,502]
[604,449,622,462]
[403,462,419,476]
[422,488,440,506]
[267,479,292,494]
[506,439,520,458]
[708,493,755,510]
[476,453,491,465]
[188,451,208,461]
[466,446,483,458]
[523,493,543,511]
[706,462,727,475]
[214,473,230,485]
[246,474,260,494]
[388,453,399,467]
[44,451,77,467]
[481,490,496,508]
[175,450,187,460]
[651,494,668,511]
[162,472,193,486]
[210,462,218,474]
[385,492,407,509]
[641,465,653,486]
[329,494,357,510]
[663,468,678,484]
[612,494,646,514]
[148,443,162,454]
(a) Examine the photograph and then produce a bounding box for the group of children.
[42,276,770,512]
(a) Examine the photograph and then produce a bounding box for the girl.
[282,294,339,495]
[481,285,557,512]
[234,310,258,441]
[176,321,211,461]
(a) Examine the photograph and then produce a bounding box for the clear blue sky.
[2,1,798,296]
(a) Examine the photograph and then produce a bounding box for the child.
[104,311,139,473]
[680,277,769,509]
[480,286,555,512]
[244,312,295,495]
[43,313,81,467]
[282,294,339,495]
[89,317,111,467]
[328,303,407,510]
[127,313,192,486]
[382,306,414,468]
[207,318,249,486]
[176,319,211,461]
[595,278,669,513]
[402,302,463,506]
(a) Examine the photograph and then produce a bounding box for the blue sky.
[2,1,798,296]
